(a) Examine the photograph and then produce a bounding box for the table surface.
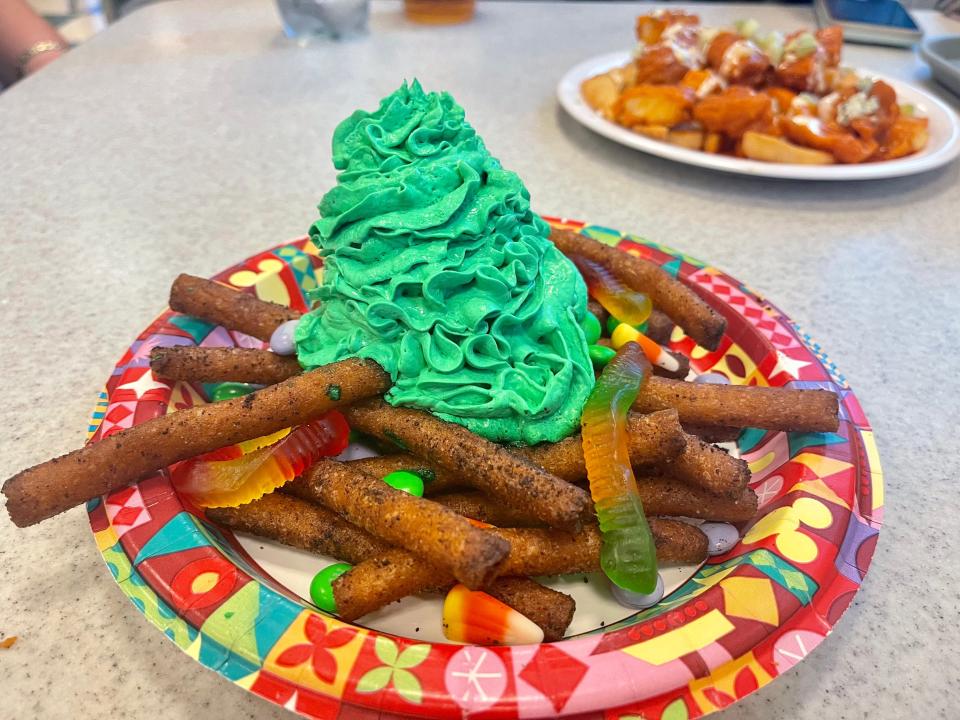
[2,2,959,718]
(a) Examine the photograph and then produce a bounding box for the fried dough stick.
[682,424,741,443]
[334,550,445,621]
[494,521,706,575]
[169,274,301,342]
[208,490,706,623]
[658,433,750,497]
[516,410,686,482]
[142,356,711,499]
[343,400,591,531]
[434,479,758,525]
[633,477,758,522]
[2,358,390,527]
[301,412,686,494]
[335,551,574,639]
[209,491,391,562]
[342,410,743,498]
[140,357,764,498]
[638,377,840,432]
[343,454,464,495]
[431,492,545,527]
[646,309,676,345]
[550,228,726,351]
[151,346,302,385]
[301,459,509,589]
[516,411,746,497]
[334,520,707,620]
[206,494,573,640]
[483,578,576,643]
[146,347,838,433]
[151,347,302,385]
[330,444,754,523]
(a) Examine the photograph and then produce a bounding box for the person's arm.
[0,0,68,85]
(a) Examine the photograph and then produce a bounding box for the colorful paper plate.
[558,52,960,181]
[86,219,882,719]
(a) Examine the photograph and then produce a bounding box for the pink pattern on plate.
[444,646,508,713]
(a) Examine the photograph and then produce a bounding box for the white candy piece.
[269,318,301,356]
[693,372,730,385]
[610,574,664,609]
[700,522,741,555]
[335,441,380,462]
[656,351,681,373]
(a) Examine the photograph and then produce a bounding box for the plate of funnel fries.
[558,11,960,179]
[4,83,882,718]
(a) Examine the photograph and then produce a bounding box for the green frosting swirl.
[295,81,594,444]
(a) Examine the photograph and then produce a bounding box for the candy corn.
[442,584,544,645]
[610,323,681,373]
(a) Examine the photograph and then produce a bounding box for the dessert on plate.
[2,81,839,643]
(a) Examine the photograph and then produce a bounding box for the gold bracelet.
[16,40,67,77]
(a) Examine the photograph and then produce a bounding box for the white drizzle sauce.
[808,55,827,95]
[791,114,827,136]
[696,71,727,98]
[660,22,692,44]
[719,40,757,78]
[817,92,841,122]
[697,26,723,54]
[661,22,704,68]
[791,93,818,113]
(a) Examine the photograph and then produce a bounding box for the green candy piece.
[210,383,257,402]
[310,562,352,613]
[382,470,425,497]
[606,315,620,336]
[589,344,617,369]
[581,312,602,345]
[606,315,648,335]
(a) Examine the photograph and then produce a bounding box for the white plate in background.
[558,51,960,180]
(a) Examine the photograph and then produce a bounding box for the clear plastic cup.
[275,0,369,41]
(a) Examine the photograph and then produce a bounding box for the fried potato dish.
[582,12,929,164]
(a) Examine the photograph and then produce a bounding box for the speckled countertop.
[1,2,959,718]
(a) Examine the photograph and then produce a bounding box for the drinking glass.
[404,0,476,25]
[276,0,369,41]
